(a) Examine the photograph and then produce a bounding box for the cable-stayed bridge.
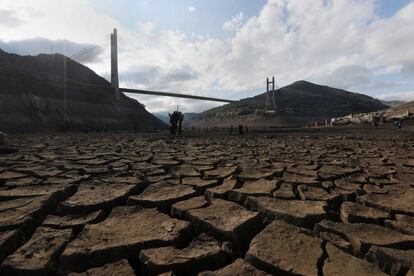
[68,29,236,104]
[66,28,279,108]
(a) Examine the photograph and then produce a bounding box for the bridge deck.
[120,88,237,103]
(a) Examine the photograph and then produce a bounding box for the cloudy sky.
[1,0,414,113]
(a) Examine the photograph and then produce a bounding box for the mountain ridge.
[188,80,388,127]
[0,49,167,132]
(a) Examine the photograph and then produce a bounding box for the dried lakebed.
[0,131,413,275]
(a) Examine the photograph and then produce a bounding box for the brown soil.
[0,127,413,275]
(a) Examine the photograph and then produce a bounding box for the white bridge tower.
[110,28,120,101]
[266,76,276,112]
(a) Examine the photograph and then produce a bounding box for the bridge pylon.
[266,76,276,112]
[111,28,120,101]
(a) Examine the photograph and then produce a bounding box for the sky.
[0,0,414,113]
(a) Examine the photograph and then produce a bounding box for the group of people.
[169,111,184,135]
[229,125,248,135]
[372,116,405,130]
[393,118,405,129]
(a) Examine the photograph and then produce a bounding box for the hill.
[380,100,406,107]
[188,80,388,127]
[330,100,414,126]
[153,112,170,124]
[382,100,414,118]
[0,49,166,132]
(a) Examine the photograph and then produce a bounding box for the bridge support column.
[272,76,276,111]
[111,28,120,101]
[266,77,270,108]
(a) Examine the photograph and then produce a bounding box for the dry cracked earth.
[0,130,414,276]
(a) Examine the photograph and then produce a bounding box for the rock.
[68,259,135,276]
[319,232,352,254]
[204,166,236,180]
[152,159,181,168]
[272,183,297,200]
[146,168,166,177]
[100,176,144,186]
[205,179,237,200]
[60,206,190,272]
[371,177,400,186]
[365,246,414,276]
[41,176,84,186]
[330,188,356,201]
[318,165,361,180]
[0,230,21,263]
[282,172,320,186]
[182,177,220,191]
[334,179,363,193]
[170,165,201,178]
[58,181,137,214]
[366,166,397,179]
[297,185,342,202]
[186,199,261,247]
[0,170,30,181]
[316,219,414,256]
[322,181,335,189]
[166,178,181,185]
[171,196,209,218]
[323,242,386,276]
[340,201,390,224]
[385,214,414,235]
[82,165,111,175]
[245,196,326,228]
[128,182,196,211]
[189,159,219,167]
[0,227,72,275]
[3,176,43,187]
[237,169,274,181]
[146,174,172,184]
[287,166,318,177]
[363,184,389,194]
[23,166,64,179]
[228,179,277,203]
[0,196,52,231]
[245,219,323,275]
[194,165,216,173]
[0,184,76,200]
[403,159,414,168]
[199,259,270,276]
[139,234,226,275]
[358,189,414,216]
[42,210,105,229]
[131,162,162,172]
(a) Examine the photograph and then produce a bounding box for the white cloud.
[0,1,116,43]
[223,12,244,31]
[188,6,196,13]
[0,9,24,27]
[1,0,414,113]
[137,21,155,35]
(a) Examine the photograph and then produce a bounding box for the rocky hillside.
[380,100,406,107]
[189,81,388,127]
[383,101,414,118]
[0,49,166,132]
[331,100,414,125]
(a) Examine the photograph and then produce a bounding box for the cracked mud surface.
[0,129,413,275]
